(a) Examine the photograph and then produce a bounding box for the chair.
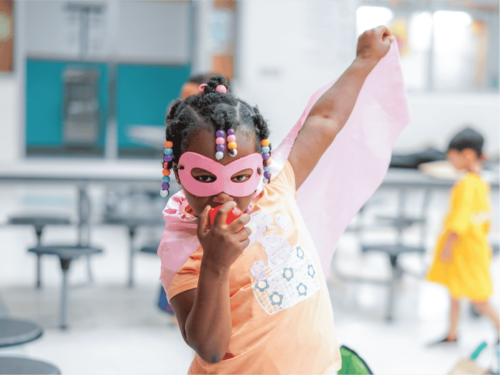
[0,317,43,348]
[8,214,96,288]
[0,317,60,374]
[28,246,102,329]
[0,357,60,374]
[104,217,162,287]
[334,189,431,321]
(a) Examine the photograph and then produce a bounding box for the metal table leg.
[77,185,93,283]
[128,226,137,288]
[36,253,42,289]
[59,258,71,330]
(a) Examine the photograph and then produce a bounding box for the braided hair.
[164,74,272,175]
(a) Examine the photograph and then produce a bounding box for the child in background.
[427,128,499,345]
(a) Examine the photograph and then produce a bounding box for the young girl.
[427,128,499,346]
[159,27,395,374]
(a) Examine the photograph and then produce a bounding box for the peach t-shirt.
[167,161,341,374]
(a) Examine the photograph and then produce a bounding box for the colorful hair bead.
[227,129,237,157]
[216,85,227,94]
[261,139,271,183]
[161,140,174,197]
[215,129,226,160]
[199,84,207,93]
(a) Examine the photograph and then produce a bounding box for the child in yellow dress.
[427,128,499,345]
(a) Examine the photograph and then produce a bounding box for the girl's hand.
[356,26,394,65]
[197,201,251,273]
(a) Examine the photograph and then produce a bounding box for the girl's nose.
[212,193,234,203]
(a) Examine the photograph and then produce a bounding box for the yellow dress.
[427,173,492,302]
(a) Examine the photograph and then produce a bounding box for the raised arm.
[288,26,393,190]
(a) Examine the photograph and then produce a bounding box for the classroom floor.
[0,184,498,374]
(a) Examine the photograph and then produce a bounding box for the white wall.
[234,0,358,147]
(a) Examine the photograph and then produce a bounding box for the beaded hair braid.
[160,74,272,197]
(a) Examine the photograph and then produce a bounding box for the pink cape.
[158,42,409,290]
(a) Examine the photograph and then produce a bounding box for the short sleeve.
[446,178,475,235]
[166,247,202,302]
[267,160,297,198]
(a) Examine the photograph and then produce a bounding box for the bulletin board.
[0,0,13,72]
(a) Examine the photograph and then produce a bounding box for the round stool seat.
[28,245,102,260]
[8,215,71,227]
[0,356,60,374]
[0,318,43,348]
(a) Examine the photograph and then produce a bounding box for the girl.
[159,27,395,374]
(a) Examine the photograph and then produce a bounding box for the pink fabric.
[177,152,263,197]
[158,41,409,288]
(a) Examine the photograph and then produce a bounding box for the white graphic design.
[247,210,320,315]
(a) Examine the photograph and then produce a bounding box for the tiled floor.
[0,184,498,374]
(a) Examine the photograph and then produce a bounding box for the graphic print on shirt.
[247,210,320,315]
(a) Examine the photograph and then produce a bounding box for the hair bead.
[262,153,270,160]
[228,142,237,150]
[216,137,225,145]
[216,85,227,94]
[216,144,225,152]
[216,151,224,160]
[216,130,226,138]
[261,139,270,146]
[229,149,238,157]
[261,146,270,154]
[227,135,236,143]
[227,128,235,135]
[161,139,174,196]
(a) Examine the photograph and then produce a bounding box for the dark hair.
[186,73,211,85]
[165,74,270,169]
[448,127,484,157]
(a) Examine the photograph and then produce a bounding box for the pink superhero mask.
[177,152,263,197]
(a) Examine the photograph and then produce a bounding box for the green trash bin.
[338,345,373,375]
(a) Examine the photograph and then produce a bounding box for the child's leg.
[471,301,500,333]
[447,298,460,340]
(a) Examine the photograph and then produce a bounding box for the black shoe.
[427,336,458,347]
